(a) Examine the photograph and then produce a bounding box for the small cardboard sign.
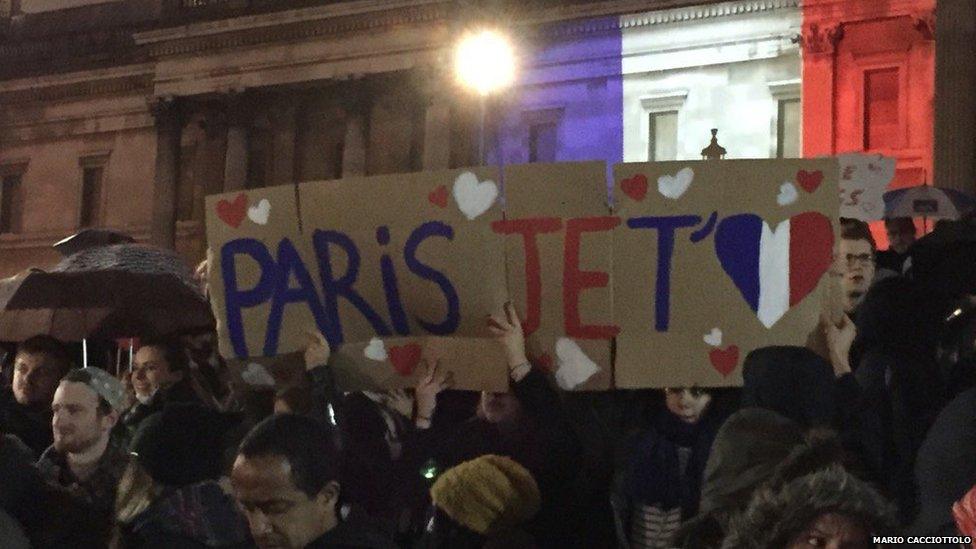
[612,159,838,387]
[837,153,895,221]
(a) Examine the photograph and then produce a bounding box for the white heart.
[247,199,271,225]
[242,362,275,387]
[554,338,600,390]
[657,167,694,200]
[777,182,798,206]
[703,328,722,347]
[452,171,498,220]
[363,337,388,362]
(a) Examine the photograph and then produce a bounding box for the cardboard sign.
[208,160,838,390]
[499,162,614,390]
[837,153,895,221]
[612,159,838,387]
[205,168,508,391]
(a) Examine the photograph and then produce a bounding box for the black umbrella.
[0,244,214,342]
[52,228,136,257]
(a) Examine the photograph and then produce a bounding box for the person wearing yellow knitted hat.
[422,454,541,548]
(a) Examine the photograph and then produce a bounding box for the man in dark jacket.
[231,414,396,549]
[0,335,73,456]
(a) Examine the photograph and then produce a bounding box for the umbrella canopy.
[52,228,135,257]
[0,244,214,342]
[883,186,976,220]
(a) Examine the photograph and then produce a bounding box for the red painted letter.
[491,218,563,336]
[563,216,621,339]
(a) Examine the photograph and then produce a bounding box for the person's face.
[479,391,522,424]
[885,223,916,255]
[12,351,64,406]
[837,238,875,315]
[665,387,712,424]
[786,512,871,549]
[51,381,115,454]
[231,454,338,549]
[132,346,182,396]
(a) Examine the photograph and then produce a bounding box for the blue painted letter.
[312,229,391,346]
[221,239,277,358]
[626,215,701,332]
[404,221,460,335]
[264,238,330,356]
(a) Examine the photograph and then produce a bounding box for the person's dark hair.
[237,414,341,498]
[138,337,189,375]
[17,335,73,376]
[61,369,112,416]
[839,217,876,252]
[274,385,314,416]
[884,216,916,234]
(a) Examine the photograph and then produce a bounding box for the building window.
[776,99,801,158]
[0,172,24,234]
[79,155,108,228]
[864,68,900,150]
[648,111,678,161]
[80,166,104,228]
[522,108,563,165]
[529,122,557,163]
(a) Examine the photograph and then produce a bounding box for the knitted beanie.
[430,455,541,535]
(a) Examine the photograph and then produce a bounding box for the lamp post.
[454,29,516,164]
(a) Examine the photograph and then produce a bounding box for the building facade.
[0,0,957,278]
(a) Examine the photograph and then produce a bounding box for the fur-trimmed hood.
[721,466,897,549]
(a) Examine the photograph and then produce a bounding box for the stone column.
[342,115,367,178]
[150,97,183,249]
[270,94,298,186]
[422,95,452,170]
[222,93,249,191]
[934,2,976,193]
[799,22,843,157]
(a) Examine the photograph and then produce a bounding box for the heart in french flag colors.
[714,212,834,328]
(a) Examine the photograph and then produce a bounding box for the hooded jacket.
[670,408,805,549]
[721,466,897,549]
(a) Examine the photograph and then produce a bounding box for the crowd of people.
[0,212,975,549]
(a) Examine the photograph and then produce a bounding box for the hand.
[487,302,528,369]
[304,328,331,372]
[415,360,453,422]
[385,389,414,419]
[825,313,856,377]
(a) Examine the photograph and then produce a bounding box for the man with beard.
[37,367,129,542]
[0,336,73,456]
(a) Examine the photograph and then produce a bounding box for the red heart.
[796,170,824,193]
[388,344,422,377]
[428,185,448,208]
[216,193,248,228]
[621,174,649,201]
[709,345,739,377]
[531,353,554,373]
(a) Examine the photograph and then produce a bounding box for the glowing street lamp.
[454,29,516,163]
[454,29,516,96]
